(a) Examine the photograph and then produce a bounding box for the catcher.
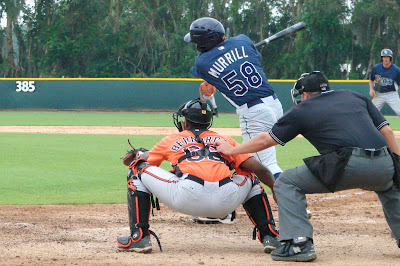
[116,98,279,253]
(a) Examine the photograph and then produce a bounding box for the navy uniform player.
[184,17,283,180]
[369,48,400,116]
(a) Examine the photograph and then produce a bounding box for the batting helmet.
[184,17,225,53]
[173,98,214,132]
[381,48,393,61]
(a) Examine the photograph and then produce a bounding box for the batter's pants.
[237,95,283,175]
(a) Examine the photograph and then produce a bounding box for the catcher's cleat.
[192,212,234,224]
[271,237,317,262]
[116,235,152,253]
[262,235,280,253]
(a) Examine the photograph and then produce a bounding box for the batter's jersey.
[199,82,216,96]
[147,130,253,182]
[269,90,388,155]
[190,34,275,108]
[370,63,400,93]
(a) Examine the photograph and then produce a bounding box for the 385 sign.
[16,81,36,92]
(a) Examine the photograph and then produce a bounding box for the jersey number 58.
[221,61,262,96]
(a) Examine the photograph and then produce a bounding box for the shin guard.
[127,188,151,242]
[243,192,279,242]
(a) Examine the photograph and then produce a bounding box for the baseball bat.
[255,22,306,47]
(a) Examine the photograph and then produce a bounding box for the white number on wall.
[16,81,36,92]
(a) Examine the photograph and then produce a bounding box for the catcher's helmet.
[184,17,225,53]
[381,48,393,61]
[173,98,214,132]
[291,71,330,105]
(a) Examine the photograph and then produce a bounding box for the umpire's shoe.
[262,235,280,253]
[116,235,152,253]
[271,237,317,262]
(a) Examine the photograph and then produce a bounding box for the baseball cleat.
[397,239,400,248]
[116,235,152,253]
[192,212,235,224]
[271,237,317,262]
[262,235,280,253]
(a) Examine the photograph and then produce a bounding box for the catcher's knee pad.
[243,192,278,242]
[129,158,150,180]
[127,189,152,242]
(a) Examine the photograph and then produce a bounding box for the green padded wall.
[0,79,394,115]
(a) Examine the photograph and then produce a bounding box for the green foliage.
[1,0,400,78]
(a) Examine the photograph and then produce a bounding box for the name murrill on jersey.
[208,46,248,78]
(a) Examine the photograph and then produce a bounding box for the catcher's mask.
[173,98,214,132]
[291,71,330,105]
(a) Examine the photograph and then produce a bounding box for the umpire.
[215,71,400,262]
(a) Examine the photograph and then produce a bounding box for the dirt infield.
[0,126,399,265]
[0,191,399,265]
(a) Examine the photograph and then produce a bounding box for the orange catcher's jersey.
[199,82,216,97]
[147,130,252,182]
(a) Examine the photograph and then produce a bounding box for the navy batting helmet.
[173,99,214,132]
[184,17,225,53]
[381,48,393,61]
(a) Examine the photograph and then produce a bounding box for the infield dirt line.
[2,126,400,139]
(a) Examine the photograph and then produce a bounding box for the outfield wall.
[0,78,394,115]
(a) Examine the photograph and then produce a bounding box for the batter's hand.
[214,139,235,155]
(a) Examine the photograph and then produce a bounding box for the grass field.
[1,111,398,205]
[1,111,400,129]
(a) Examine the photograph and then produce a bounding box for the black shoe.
[262,235,280,253]
[397,239,400,248]
[271,237,317,262]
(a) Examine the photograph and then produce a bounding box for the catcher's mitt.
[122,139,148,166]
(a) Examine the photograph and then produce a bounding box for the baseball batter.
[184,17,283,179]
[116,99,279,253]
[369,48,400,116]
[199,81,218,116]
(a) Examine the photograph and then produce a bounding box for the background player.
[184,17,283,180]
[116,98,279,254]
[369,48,400,116]
[215,71,400,262]
[199,81,219,117]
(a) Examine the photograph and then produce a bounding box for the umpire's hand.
[214,139,235,155]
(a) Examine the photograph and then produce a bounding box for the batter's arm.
[215,132,278,155]
[380,124,400,155]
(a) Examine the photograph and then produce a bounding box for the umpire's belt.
[352,146,388,158]
[185,174,232,187]
[246,94,277,109]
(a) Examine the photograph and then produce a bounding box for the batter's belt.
[185,174,232,187]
